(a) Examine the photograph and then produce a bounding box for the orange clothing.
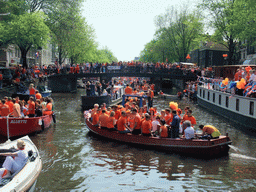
[99,113,109,128]
[0,74,2,80]
[107,116,115,129]
[125,86,133,94]
[164,113,173,125]
[1,104,10,116]
[43,103,52,116]
[183,115,196,125]
[92,112,99,125]
[29,88,36,95]
[28,101,35,115]
[35,93,42,100]
[160,125,168,138]
[117,116,127,132]
[6,101,14,113]
[114,110,121,120]
[141,120,152,134]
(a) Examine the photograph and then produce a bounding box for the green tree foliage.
[154,6,204,62]
[7,12,50,68]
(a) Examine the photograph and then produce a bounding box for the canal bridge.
[47,69,197,93]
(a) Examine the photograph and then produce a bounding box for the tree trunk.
[58,46,62,66]
[21,48,28,69]
[228,36,234,65]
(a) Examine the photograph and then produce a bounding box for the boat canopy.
[122,94,148,108]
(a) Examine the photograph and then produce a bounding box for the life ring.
[41,119,45,131]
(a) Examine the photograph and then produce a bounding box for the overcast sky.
[82,0,200,61]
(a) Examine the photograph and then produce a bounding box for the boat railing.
[6,113,13,141]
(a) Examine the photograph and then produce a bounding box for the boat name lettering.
[10,120,27,124]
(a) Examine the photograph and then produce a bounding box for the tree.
[155,6,204,62]
[199,0,256,65]
[7,12,50,68]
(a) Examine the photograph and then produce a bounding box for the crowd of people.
[86,100,221,140]
[0,83,54,118]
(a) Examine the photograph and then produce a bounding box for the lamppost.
[223,54,228,65]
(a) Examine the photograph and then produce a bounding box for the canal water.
[29,89,256,191]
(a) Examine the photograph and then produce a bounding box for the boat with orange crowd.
[84,94,232,158]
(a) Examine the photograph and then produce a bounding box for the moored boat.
[81,85,124,110]
[85,118,232,158]
[0,135,42,191]
[197,84,256,131]
[0,115,53,138]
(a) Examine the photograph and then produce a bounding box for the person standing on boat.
[129,108,141,135]
[29,83,36,99]
[170,110,180,138]
[125,84,133,95]
[0,139,28,179]
[117,111,130,133]
[35,90,42,100]
[182,120,195,139]
[159,120,168,138]
[198,125,221,139]
[28,97,35,117]
[182,109,196,127]
[141,113,153,137]
[107,111,116,131]
[164,109,173,126]
[1,99,10,117]
[12,98,21,118]
[99,109,109,129]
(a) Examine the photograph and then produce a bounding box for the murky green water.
[30,89,256,191]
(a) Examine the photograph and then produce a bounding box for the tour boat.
[85,118,232,158]
[197,84,256,131]
[0,115,53,138]
[81,85,124,110]
[0,135,42,191]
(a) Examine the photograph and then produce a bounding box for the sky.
[82,0,200,61]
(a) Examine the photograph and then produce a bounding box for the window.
[250,102,254,116]
[200,89,201,97]
[213,93,215,103]
[203,90,205,98]
[226,96,229,108]
[219,95,221,105]
[207,92,210,100]
[236,99,239,111]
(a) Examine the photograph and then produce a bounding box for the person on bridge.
[125,84,133,95]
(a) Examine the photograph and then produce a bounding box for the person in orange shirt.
[1,99,10,117]
[91,109,100,125]
[35,91,42,100]
[182,109,196,126]
[112,105,121,120]
[107,111,116,131]
[164,109,173,125]
[128,108,141,135]
[117,111,130,133]
[159,120,168,138]
[141,113,152,137]
[28,97,35,117]
[6,97,14,114]
[98,109,109,129]
[124,84,133,95]
[29,83,36,99]
[75,64,80,74]
[43,98,53,116]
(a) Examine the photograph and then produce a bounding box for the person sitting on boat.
[141,113,153,137]
[112,105,121,120]
[0,99,10,117]
[182,109,196,127]
[0,139,28,179]
[99,109,109,129]
[6,97,14,115]
[117,111,131,134]
[35,99,42,117]
[182,120,195,139]
[198,125,221,139]
[19,100,28,117]
[91,109,100,126]
[170,110,180,138]
[107,111,116,131]
[35,90,42,100]
[152,115,160,136]
[28,97,36,117]
[159,120,168,138]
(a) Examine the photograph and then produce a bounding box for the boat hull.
[0,115,52,138]
[197,86,256,131]
[85,119,231,158]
